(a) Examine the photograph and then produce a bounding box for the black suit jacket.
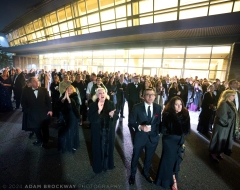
[178,84,188,104]
[21,87,52,128]
[116,81,127,102]
[125,82,142,103]
[129,102,162,143]
[13,72,26,89]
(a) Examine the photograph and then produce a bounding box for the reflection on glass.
[163,59,183,68]
[186,47,211,58]
[164,48,185,58]
[154,0,178,10]
[209,2,233,15]
[180,7,208,19]
[139,0,153,14]
[144,49,162,58]
[185,59,210,69]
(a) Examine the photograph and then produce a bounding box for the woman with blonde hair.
[209,90,239,162]
[88,88,118,173]
[56,85,80,153]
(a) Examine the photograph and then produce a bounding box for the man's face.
[16,69,20,74]
[134,77,139,83]
[230,80,238,89]
[31,78,39,89]
[144,90,156,104]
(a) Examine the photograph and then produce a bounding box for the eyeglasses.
[145,94,155,97]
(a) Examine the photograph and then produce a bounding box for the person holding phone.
[88,88,118,173]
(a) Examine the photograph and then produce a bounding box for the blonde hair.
[217,89,236,108]
[66,85,76,93]
[92,87,110,102]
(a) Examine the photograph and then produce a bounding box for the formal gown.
[88,99,118,173]
[56,92,80,153]
[0,76,13,112]
[156,112,190,188]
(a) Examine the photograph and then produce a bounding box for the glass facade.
[13,45,230,81]
[6,0,240,47]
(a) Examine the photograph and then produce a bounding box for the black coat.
[178,84,188,105]
[116,81,127,104]
[21,87,52,129]
[125,82,142,103]
[13,72,26,89]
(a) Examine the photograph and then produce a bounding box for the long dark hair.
[163,96,188,116]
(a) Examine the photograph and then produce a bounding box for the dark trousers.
[13,87,22,108]
[33,120,50,143]
[130,135,158,177]
[117,99,125,116]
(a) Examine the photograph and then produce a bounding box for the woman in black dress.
[50,75,60,117]
[0,69,13,112]
[88,87,118,173]
[156,96,190,190]
[197,85,216,134]
[56,85,80,153]
[168,82,181,103]
[105,76,117,107]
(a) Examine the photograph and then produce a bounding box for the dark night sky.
[0,0,42,32]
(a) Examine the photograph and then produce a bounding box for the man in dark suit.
[125,75,143,118]
[21,77,52,148]
[128,88,162,185]
[13,68,26,109]
[116,76,127,118]
[162,77,171,105]
[228,79,240,114]
[178,78,188,106]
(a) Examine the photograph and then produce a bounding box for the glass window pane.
[57,8,66,22]
[154,0,178,10]
[209,70,226,81]
[116,5,126,18]
[33,20,39,30]
[144,48,162,58]
[82,28,89,34]
[210,59,228,70]
[115,59,128,66]
[129,59,143,67]
[28,23,34,33]
[209,2,233,15]
[115,0,126,5]
[53,25,60,33]
[101,9,115,22]
[102,23,116,30]
[60,22,68,31]
[180,7,208,19]
[185,59,210,69]
[68,21,74,29]
[133,2,138,15]
[115,67,128,73]
[140,16,153,25]
[89,26,101,33]
[161,69,181,78]
[50,12,58,24]
[127,4,132,16]
[36,31,42,38]
[129,49,144,58]
[38,19,43,29]
[86,0,98,13]
[61,33,69,38]
[104,59,115,66]
[116,21,127,28]
[78,1,86,15]
[139,0,153,14]
[81,17,88,26]
[100,0,114,9]
[45,15,51,26]
[116,49,128,58]
[233,1,240,12]
[164,48,185,58]
[180,0,205,6]
[128,67,142,75]
[65,5,72,20]
[211,46,231,58]
[184,70,209,79]
[93,50,103,58]
[186,47,211,58]
[144,59,161,67]
[154,12,177,23]
[93,59,104,66]
[163,59,183,68]
[82,51,92,58]
[104,66,115,72]
[88,13,100,25]
[104,50,115,58]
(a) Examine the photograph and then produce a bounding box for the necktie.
[32,88,38,91]
[148,106,151,122]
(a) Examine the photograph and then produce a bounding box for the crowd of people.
[0,66,240,190]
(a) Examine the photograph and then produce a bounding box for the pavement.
[0,104,240,190]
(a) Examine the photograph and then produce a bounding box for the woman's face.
[96,78,102,85]
[228,94,235,102]
[174,99,182,113]
[67,86,74,95]
[173,82,177,88]
[110,77,114,83]
[209,86,214,92]
[157,83,162,88]
[145,81,150,87]
[97,89,106,101]
[64,76,69,82]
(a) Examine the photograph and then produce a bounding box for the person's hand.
[140,125,151,132]
[109,109,116,118]
[47,111,53,117]
[177,91,181,95]
[119,88,123,90]
[98,102,104,113]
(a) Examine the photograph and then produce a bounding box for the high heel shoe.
[172,180,178,190]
